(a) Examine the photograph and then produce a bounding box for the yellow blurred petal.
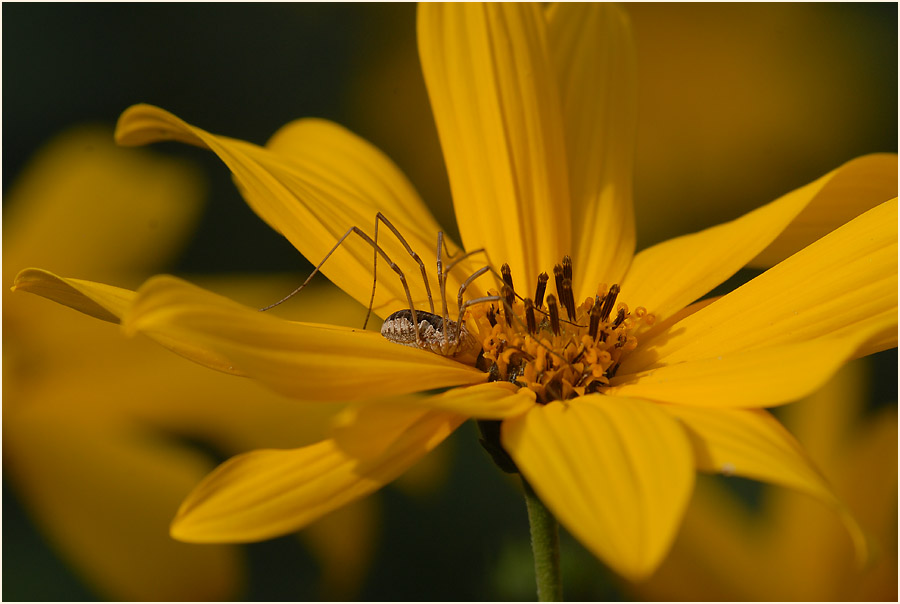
[547,3,637,292]
[501,396,694,580]
[418,3,571,282]
[171,408,464,542]
[622,157,899,325]
[299,498,380,601]
[627,475,762,601]
[126,274,487,399]
[5,405,242,600]
[658,404,869,564]
[749,153,898,267]
[767,363,899,600]
[611,319,894,407]
[3,126,205,286]
[115,103,457,316]
[622,199,897,373]
[634,360,898,601]
[13,268,134,323]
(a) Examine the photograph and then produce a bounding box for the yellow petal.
[3,126,205,285]
[610,318,895,408]
[298,498,379,601]
[115,104,466,316]
[13,268,133,323]
[5,404,242,600]
[501,396,694,580]
[658,404,869,564]
[418,3,571,282]
[622,157,899,325]
[126,275,487,399]
[332,385,532,453]
[171,408,464,542]
[621,199,897,374]
[419,381,535,418]
[749,153,898,267]
[547,3,637,293]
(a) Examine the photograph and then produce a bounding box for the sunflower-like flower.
[14,3,897,583]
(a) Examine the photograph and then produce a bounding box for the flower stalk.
[523,478,563,601]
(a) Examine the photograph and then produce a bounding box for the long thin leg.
[364,215,380,329]
[374,212,434,313]
[259,226,423,345]
[437,232,450,345]
[451,265,496,345]
[362,212,434,330]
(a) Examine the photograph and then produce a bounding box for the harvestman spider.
[259,213,501,358]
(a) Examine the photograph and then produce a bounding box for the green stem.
[523,478,563,601]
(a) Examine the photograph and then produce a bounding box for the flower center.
[469,256,655,404]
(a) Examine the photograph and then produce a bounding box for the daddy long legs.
[260,212,501,359]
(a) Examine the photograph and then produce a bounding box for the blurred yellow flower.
[13,2,898,584]
[4,127,377,600]
[627,359,897,601]
[346,3,896,249]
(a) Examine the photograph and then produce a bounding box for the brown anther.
[611,307,626,329]
[589,300,602,339]
[561,277,576,321]
[553,264,564,307]
[501,284,515,326]
[525,298,537,334]
[486,305,497,327]
[546,293,561,335]
[600,284,620,321]
[534,272,549,309]
[501,263,515,293]
[562,255,573,281]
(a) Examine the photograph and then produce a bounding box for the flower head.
[14,2,898,581]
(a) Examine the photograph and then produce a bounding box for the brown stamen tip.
[487,305,497,327]
[553,264,564,304]
[561,278,576,320]
[501,284,515,326]
[547,293,561,335]
[562,255,573,281]
[589,300,602,339]
[501,263,514,292]
[534,272,549,309]
[600,284,620,321]
[525,298,536,334]
[611,307,626,329]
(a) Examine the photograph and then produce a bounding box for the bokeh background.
[3,3,897,600]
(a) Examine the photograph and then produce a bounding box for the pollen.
[469,257,655,404]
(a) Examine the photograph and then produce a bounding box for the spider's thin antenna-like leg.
[364,212,435,329]
[439,245,502,343]
[455,265,493,328]
[436,232,450,346]
[259,226,423,345]
[365,215,380,330]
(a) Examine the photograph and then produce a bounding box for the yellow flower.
[627,359,897,601]
[4,127,377,599]
[14,3,898,581]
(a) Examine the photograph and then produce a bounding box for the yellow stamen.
[471,261,655,405]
